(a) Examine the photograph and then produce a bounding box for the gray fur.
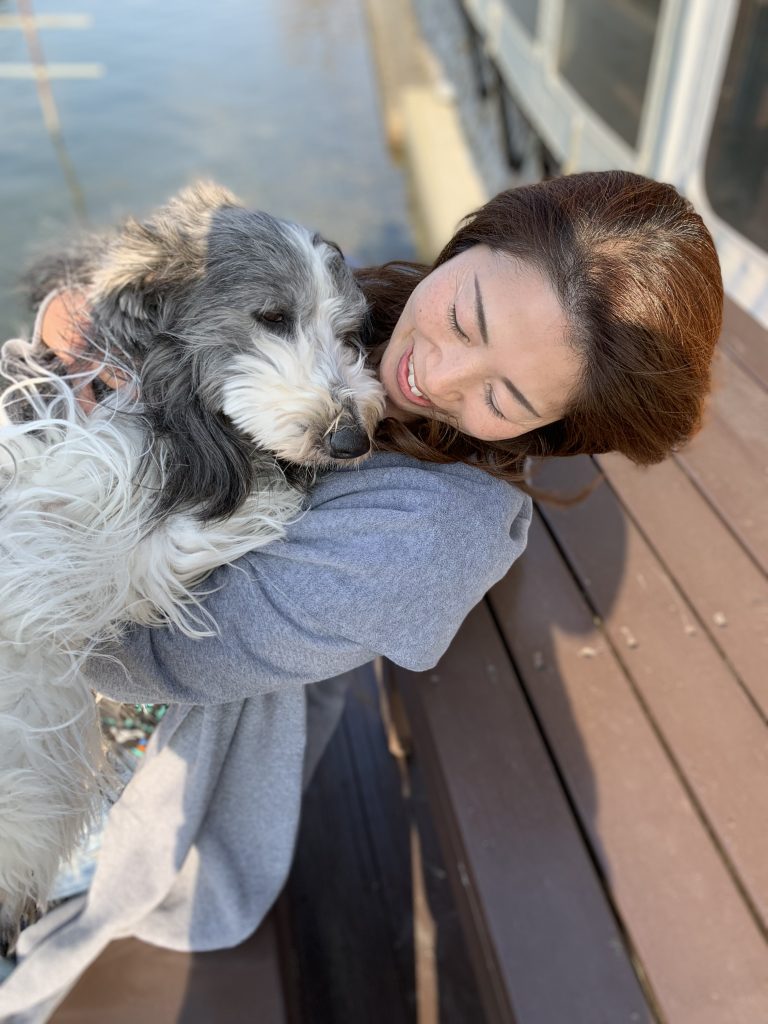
[20,183,383,522]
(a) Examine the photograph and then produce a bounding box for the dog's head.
[86,183,385,520]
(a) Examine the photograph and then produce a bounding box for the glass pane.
[502,0,539,36]
[705,0,768,254]
[557,0,662,146]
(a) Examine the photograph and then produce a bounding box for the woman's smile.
[396,345,432,407]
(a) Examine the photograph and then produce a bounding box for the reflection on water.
[0,0,414,336]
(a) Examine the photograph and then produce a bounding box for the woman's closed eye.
[448,302,507,421]
[484,384,505,420]
[448,303,468,341]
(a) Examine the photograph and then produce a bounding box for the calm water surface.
[0,0,414,336]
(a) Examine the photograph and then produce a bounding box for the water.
[0,0,415,337]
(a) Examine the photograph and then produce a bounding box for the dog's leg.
[0,659,105,954]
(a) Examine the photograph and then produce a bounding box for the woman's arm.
[84,454,532,705]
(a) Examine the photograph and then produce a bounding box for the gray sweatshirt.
[1,452,531,1023]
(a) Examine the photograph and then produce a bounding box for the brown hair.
[356,171,723,483]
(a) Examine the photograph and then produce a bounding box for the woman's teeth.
[407,353,425,398]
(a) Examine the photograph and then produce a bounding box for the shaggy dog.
[0,183,385,950]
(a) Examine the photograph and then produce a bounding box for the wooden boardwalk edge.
[490,511,768,1023]
[391,605,653,1024]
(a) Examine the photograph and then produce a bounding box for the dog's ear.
[137,333,257,522]
[90,182,241,320]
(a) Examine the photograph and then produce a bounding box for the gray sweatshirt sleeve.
[86,454,532,705]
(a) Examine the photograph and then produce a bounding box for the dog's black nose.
[327,424,371,460]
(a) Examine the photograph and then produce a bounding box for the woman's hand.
[40,290,131,411]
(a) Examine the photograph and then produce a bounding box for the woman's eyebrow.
[501,376,540,417]
[475,273,540,418]
[474,273,489,344]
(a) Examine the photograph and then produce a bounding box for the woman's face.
[378,245,583,441]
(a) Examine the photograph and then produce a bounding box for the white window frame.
[462,0,768,326]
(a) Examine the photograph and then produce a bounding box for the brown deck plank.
[674,351,768,575]
[534,456,768,933]
[677,417,768,576]
[283,666,489,1024]
[341,670,488,1024]
[405,747,492,1024]
[391,602,653,1024]
[712,348,768,450]
[283,678,415,1024]
[51,912,288,1023]
[489,512,768,1024]
[595,450,768,718]
[720,295,768,394]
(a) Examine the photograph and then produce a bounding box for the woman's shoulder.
[307,451,532,545]
[316,450,527,506]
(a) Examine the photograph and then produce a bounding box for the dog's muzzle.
[325,419,371,460]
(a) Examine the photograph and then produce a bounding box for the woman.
[0,171,722,1020]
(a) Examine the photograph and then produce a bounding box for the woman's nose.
[424,345,473,405]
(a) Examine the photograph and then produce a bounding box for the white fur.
[222,329,383,463]
[0,382,305,940]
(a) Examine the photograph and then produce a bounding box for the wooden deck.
[281,665,488,1024]
[385,295,768,1023]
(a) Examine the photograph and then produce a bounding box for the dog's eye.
[253,310,286,325]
